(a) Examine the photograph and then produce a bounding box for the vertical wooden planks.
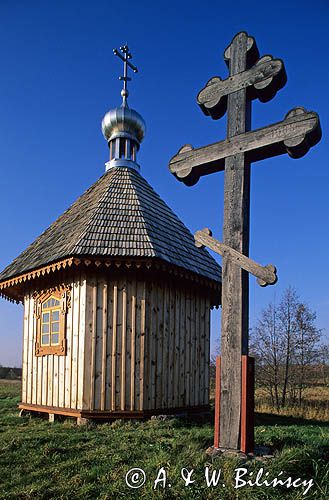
[71,278,80,409]
[101,282,108,411]
[22,296,29,404]
[58,348,65,407]
[36,296,43,407]
[120,283,127,410]
[139,281,146,411]
[83,275,95,410]
[90,280,97,410]
[115,281,123,410]
[65,281,74,408]
[151,283,160,408]
[77,275,86,409]
[94,279,103,410]
[156,284,163,408]
[205,299,211,405]
[130,288,136,410]
[173,288,181,408]
[52,355,59,407]
[124,279,132,411]
[194,292,200,407]
[185,289,191,407]
[190,290,196,407]
[168,283,175,408]
[179,289,186,407]
[134,281,142,410]
[162,284,169,408]
[28,296,35,405]
[143,281,152,410]
[111,282,118,410]
[47,355,53,407]
[105,281,114,410]
[199,296,206,406]
[41,356,48,405]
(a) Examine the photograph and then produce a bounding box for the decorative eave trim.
[0,255,221,305]
[0,257,74,294]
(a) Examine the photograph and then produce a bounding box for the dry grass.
[255,386,329,422]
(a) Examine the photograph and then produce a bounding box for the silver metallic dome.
[102,105,146,144]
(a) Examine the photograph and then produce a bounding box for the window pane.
[42,323,49,333]
[52,322,59,333]
[119,138,125,158]
[52,310,59,321]
[41,334,49,345]
[42,312,50,323]
[51,333,59,345]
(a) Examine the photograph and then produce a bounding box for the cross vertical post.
[220,32,254,450]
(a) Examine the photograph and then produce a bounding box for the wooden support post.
[214,355,254,453]
[77,416,89,426]
[48,413,55,423]
[241,355,254,454]
[214,356,221,448]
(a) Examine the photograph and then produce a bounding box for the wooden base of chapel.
[14,264,219,423]
[18,403,210,421]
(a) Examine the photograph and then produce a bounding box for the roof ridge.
[69,168,121,254]
[127,169,202,249]
[71,168,156,256]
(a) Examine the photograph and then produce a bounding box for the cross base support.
[214,355,255,454]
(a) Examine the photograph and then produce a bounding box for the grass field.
[0,380,328,499]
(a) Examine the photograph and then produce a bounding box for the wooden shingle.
[0,168,221,283]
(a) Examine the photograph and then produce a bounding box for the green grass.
[0,381,328,499]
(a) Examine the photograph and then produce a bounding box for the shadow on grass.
[176,407,329,429]
[255,411,329,428]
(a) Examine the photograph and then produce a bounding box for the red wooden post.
[214,355,254,453]
[241,355,255,453]
[214,356,221,448]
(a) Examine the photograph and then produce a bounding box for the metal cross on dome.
[113,44,138,105]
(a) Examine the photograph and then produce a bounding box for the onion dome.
[101,45,146,172]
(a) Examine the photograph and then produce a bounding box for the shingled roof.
[0,167,221,284]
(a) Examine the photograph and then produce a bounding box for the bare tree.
[277,287,299,407]
[251,302,283,410]
[292,303,322,405]
[251,287,322,409]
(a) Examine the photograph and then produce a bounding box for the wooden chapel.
[0,46,221,422]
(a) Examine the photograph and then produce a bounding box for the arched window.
[41,296,61,347]
[34,288,70,356]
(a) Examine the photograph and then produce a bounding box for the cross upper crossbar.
[197,55,286,120]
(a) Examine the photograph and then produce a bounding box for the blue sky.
[0,0,328,366]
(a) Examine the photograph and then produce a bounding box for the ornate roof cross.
[113,44,138,106]
[168,32,321,453]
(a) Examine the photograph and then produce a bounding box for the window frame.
[34,288,70,356]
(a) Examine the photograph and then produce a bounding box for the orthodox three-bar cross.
[169,32,321,453]
[113,44,138,104]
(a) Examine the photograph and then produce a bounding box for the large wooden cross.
[169,32,321,452]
